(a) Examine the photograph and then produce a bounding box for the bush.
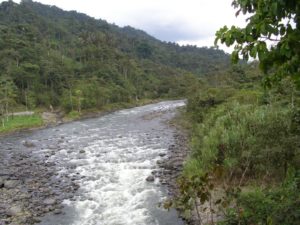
[186,87,236,123]
[220,169,300,225]
[229,89,263,105]
[187,101,300,181]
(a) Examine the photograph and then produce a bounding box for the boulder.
[43,198,56,205]
[4,180,21,189]
[0,177,4,188]
[7,205,23,216]
[23,141,35,148]
[146,175,155,182]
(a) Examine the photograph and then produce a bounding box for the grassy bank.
[0,115,44,134]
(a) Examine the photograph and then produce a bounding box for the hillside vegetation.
[170,0,300,224]
[169,62,300,225]
[0,0,228,116]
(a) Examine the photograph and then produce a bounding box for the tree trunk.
[69,88,73,111]
[25,90,28,111]
[194,199,202,225]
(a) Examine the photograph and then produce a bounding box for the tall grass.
[0,115,43,133]
[185,99,299,183]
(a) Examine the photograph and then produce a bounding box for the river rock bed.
[0,146,79,225]
[155,131,189,196]
[150,116,194,223]
[1,100,187,225]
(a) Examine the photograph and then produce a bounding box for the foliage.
[0,75,17,126]
[220,169,300,225]
[179,62,300,224]
[65,110,81,120]
[173,1,300,224]
[215,0,300,87]
[0,0,229,117]
[186,86,236,123]
[188,100,300,182]
[165,173,217,225]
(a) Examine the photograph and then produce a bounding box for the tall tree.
[0,75,17,126]
[215,0,300,87]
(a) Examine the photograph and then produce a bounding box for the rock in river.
[4,180,21,189]
[159,153,166,157]
[23,141,36,148]
[146,175,155,182]
[0,177,4,188]
[43,198,56,205]
[7,205,23,216]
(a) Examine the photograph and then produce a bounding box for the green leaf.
[280,26,286,36]
[260,23,267,35]
[271,2,278,15]
[231,51,239,63]
[250,46,257,58]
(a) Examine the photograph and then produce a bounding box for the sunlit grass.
[65,110,81,120]
[0,115,43,133]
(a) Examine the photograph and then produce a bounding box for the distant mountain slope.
[0,0,229,111]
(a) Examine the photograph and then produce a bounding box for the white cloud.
[1,0,248,52]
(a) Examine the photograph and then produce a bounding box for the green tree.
[215,0,300,87]
[74,89,83,113]
[0,75,17,127]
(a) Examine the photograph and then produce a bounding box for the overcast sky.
[2,0,248,52]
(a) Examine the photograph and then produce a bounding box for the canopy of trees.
[215,0,300,87]
[0,0,230,114]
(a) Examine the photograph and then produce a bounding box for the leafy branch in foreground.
[215,0,300,87]
[164,173,217,225]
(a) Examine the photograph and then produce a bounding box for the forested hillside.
[0,0,229,116]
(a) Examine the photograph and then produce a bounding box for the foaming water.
[3,101,185,225]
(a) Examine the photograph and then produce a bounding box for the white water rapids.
[3,101,186,225]
[41,101,185,225]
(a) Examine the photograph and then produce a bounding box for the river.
[0,100,185,225]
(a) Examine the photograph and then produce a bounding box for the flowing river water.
[1,100,185,225]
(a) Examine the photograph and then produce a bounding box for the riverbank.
[150,108,194,223]
[0,115,44,136]
[0,141,80,224]
[0,99,163,137]
[159,109,223,225]
[157,109,190,196]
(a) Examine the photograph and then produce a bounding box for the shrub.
[220,169,300,225]
[187,101,300,182]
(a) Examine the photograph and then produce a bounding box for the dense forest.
[0,0,229,121]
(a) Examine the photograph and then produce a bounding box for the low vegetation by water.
[166,62,300,225]
[168,66,300,224]
[0,114,43,134]
[165,1,300,224]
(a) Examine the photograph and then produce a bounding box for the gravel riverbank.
[155,125,189,197]
[0,141,80,225]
